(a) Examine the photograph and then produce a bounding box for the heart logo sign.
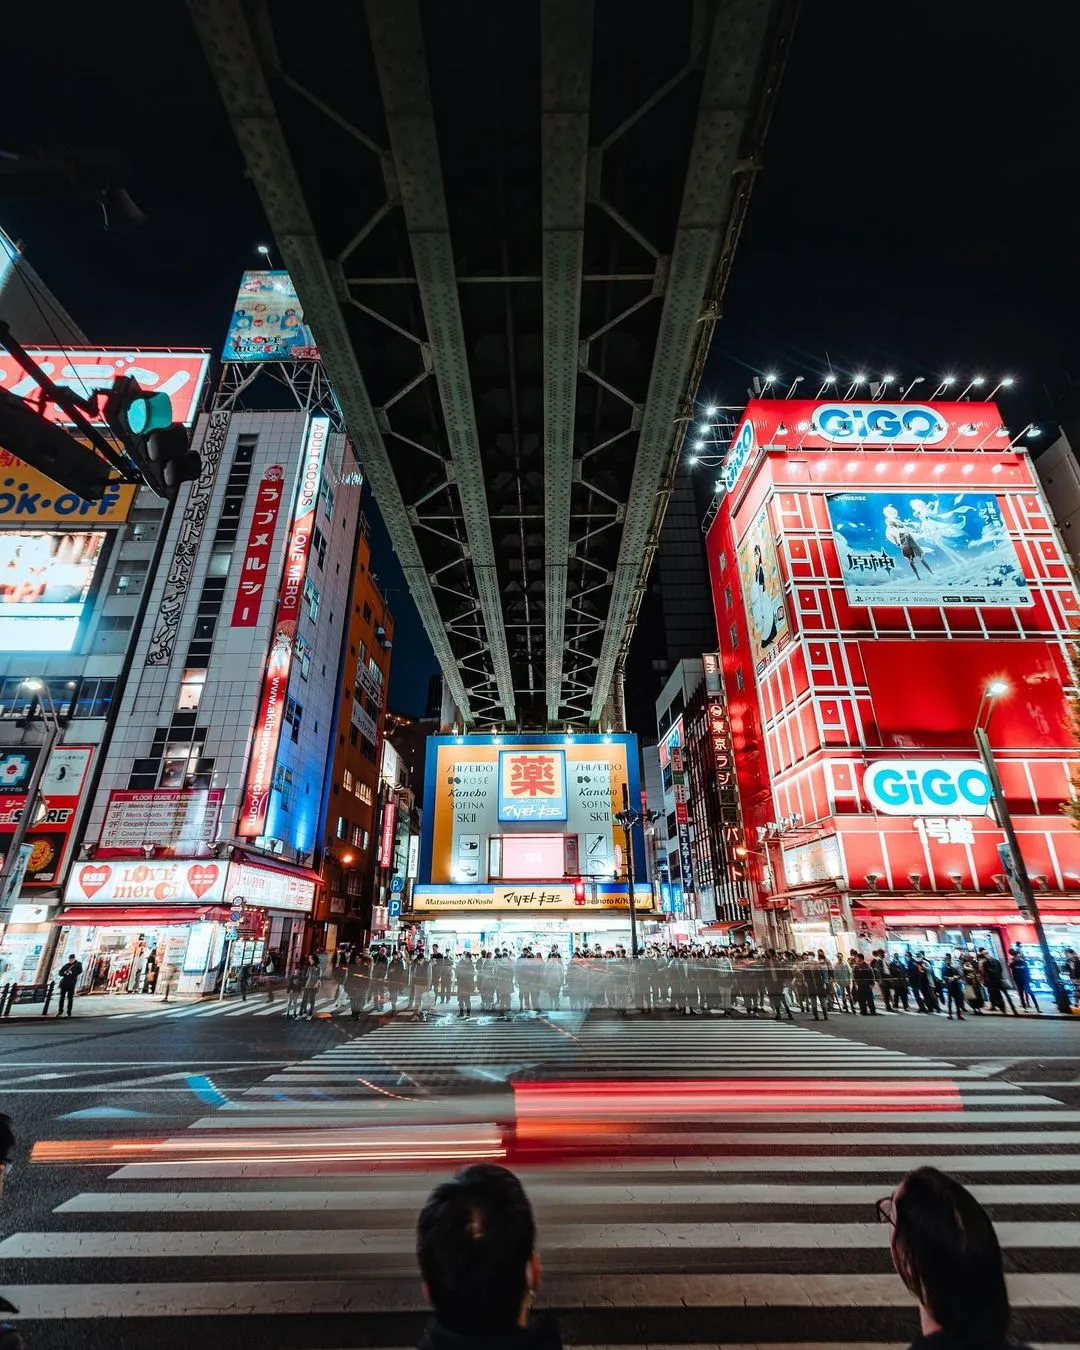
[79,865,111,899]
[187,863,219,900]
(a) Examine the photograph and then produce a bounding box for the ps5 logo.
[813,404,949,446]
[863,760,993,816]
[721,419,756,492]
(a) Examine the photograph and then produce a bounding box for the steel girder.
[588,0,789,723]
[365,0,516,725]
[541,0,593,724]
[186,0,480,723]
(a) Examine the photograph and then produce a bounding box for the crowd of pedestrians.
[319,940,1079,1020]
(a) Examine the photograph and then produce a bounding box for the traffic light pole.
[975,725,1072,1014]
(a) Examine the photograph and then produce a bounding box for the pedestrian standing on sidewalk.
[878,1165,1031,1350]
[262,951,277,1004]
[1009,946,1040,1012]
[238,963,251,1002]
[833,954,853,1013]
[941,955,965,1020]
[979,947,1017,1016]
[853,953,876,1014]
[888,953,910,1011]
[285,966,303,1018]
[299,953,321,1018]
[54,954,82,1018]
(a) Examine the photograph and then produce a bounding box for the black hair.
[417,1163,536,1334]
[893,1166,1010,1348]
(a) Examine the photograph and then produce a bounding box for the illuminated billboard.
[736,503,788,668]
[825,491,1031,608]
[421,734,644,888]
[0,531,105,651]
[0,349,209,428]
[222,271,319,363]
[0,451,135,525]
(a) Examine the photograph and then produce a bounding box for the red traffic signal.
[572,878,586,905]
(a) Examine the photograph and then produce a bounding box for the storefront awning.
[232,850,322,885]
[54,905,232,926]
[699,920,752,933]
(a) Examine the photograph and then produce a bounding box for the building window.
[361,735,377,764]
[358,781,374,806]
[718,551,727,573]
[312,527,327,569]
[320,477,335,522]
[177,669,206,712]
[97,614,134,632]
[367,656,383,686]
[285,697,303,743]
[362,829,370,851]
[724,585,732,610]
[357,639,367,666]
[729,623,739,649]
[160,742,200,789]
[348,725,358,747]
[336,815,348,840]
[274,764,294,811]
[735,668,744,691]
[111,559,149,596]
[351,824,363,847]
[296,636,312,681]
[362,601,372,622]
[71,678,115,719]
[303,577,320,622]
[342,768,354,795]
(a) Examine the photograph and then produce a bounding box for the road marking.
[55,1181,1080,1214]
[3,1272,1078,1317]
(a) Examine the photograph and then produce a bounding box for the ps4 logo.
[813,404,949,446]
[863,759,992,816]
[721,419,756,491]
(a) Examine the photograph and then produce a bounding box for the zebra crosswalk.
[2,1018,1078,1349]
[104,992,342,1020]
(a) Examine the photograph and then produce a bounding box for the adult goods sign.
[62,859,227,906]
[97,789,225,858]
[230,467,286,627]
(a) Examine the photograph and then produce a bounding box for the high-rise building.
[705,396,1080,992]
[0,226,86,346]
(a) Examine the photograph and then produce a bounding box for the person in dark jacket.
[979,948,1017,1016]
[55,954,82,1018]
[852,953,876,1014]
[940,955,965,1021]
[416,1163,560,1350]
[1009,947,1039,1012]
[879,1165,1032,1350]
[805,957,830,1021]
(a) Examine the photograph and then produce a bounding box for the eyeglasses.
[875,1195,897,1227]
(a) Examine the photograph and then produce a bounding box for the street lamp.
[0,679,62,923]
[974,679,1072,1013]
[613,792,661,958]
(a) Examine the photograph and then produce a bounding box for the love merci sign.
[65,860,226,906]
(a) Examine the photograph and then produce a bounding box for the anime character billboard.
[736,504,789,666]
[825,491,1032,607]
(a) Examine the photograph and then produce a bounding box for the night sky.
[2,1,1076,717]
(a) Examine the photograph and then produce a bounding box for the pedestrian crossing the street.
[2,1018,1079,1349]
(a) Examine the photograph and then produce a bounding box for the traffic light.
[104,375,201,497]
[572,877,586,905]
[0,387,114,500]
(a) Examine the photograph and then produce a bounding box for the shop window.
[342,768,354,794]
[303,577,320,622]
[177,669,206,712]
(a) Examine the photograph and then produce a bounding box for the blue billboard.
[825,491,1031,608]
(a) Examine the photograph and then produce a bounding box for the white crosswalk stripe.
[3,1017,1078,1350]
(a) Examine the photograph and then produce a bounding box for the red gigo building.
[705,397,1080,991]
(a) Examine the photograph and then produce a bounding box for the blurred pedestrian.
[1009,946,1039,1012]
[941,955,965,1021]
[299,954,321,1018]
[979,947,1017,1016]
[853,953,876,1015]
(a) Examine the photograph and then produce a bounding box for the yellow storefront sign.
[0,451,135,525]
[410,885,654,914]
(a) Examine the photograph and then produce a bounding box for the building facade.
[706,397,1080,987]
[52,404,365,994]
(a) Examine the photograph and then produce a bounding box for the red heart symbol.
[79,865,111,899]
[187,863,219,899]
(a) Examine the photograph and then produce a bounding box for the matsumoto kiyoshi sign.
[862,760,993,817]
[811,404,949,446]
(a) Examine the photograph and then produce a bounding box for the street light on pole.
[614,785,661,957]
[974,679,1072,1014]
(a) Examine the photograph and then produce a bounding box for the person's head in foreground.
[880,1165,1024,1350]
[418,1163,553,1345]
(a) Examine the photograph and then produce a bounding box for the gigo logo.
[862,760,992,816]
[812,403,949,446]
[721,419,755,492]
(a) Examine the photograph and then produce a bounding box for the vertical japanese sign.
[379,802,396,869]
[238,415,330,838]
[231,466,286,627]
[670,745,689,826]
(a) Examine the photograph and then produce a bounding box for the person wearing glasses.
[876,1166,1031,1350]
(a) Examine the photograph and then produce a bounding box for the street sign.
[388,896,402,922]
[229,909,241,922]
[390,875,404,894]
[224,925,239,942]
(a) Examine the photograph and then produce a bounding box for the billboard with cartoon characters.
[825,491,1032,608]
[736,503,789,667]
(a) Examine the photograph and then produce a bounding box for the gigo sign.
[721,419,755,492]
[811,404,948,446]
[862,760,993,816]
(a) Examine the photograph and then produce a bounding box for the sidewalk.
[2,991,217,1020]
